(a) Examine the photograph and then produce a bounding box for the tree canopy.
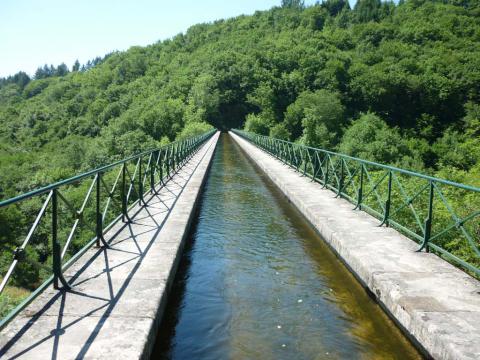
[0,0,478,195]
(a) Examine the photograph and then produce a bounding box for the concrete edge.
[0,133,220,360]
[229,132,444,359]
[141,131,220,359]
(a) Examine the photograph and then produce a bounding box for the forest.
[1,0,479,194]
[0,0,479,314]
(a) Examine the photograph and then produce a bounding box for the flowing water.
[153,134,421,359]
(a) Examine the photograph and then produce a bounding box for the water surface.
[154,134,421,359]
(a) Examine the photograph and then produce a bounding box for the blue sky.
[0,0,356,78]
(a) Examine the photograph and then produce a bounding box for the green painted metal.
[232,129,480,277]
[0,130,215,330]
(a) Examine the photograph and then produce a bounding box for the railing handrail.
[0,129,216,330]
[237,132,480,193]
[233,129,479,278]
[0,136,206,208]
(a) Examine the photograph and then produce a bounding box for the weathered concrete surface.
[230,132,480,360]
[0,132,219,360]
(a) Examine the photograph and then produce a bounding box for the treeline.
[0,56,109,91]
[0,0,478,197]
[32,56,109,79]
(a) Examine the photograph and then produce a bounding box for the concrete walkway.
[231,132,480,360]
[0,132,219,360]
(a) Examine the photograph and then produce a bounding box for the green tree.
[284,90,345,147]
[55,63,69,76]
[139,98,185,141]
[176,122,213,140]
[433,129,476,170]
[321,0,350,16]
[281,0,305,9]
[184,74,220,125]
[338,112,417,166]
[72,60,81,72]
[354,0,382,22]
[244,113,271,135]
[270,123,291,140]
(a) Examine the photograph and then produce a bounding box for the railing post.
[418,181,434,253]
[181,142,184,164]
[303,148,307,176]
[52,189,70,290]
[178,143,182,166]
[96,173,109,247]
[172,144,176,173]
[175,143,178,170]
[160,149,164,184]
[355,164,364,210]
[121,163,128,222]
[181,142,185,164]
[323,154,329,189]
[166,147,170,178]
[287,144,294,167]
[150,152,155,194]
[139,156,144,205]
[380,171,392,226]
[95,174,101,247]
[336,158,344,197]
[312,150,317,181]
[176,143,179,169]
[296,147,300,171]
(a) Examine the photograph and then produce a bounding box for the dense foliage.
[0,0,479,314]
[1,0,479,195]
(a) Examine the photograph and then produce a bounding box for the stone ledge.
[0,132,220,360]
[230,131,480,360]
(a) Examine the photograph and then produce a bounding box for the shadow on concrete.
[0,143,213,360]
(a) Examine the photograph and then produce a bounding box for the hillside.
[0,0,479,201]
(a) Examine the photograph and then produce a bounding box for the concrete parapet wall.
[0,132,219,359]
[230,132,480,360]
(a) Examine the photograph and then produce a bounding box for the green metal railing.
[233,130,480,277]
[0,130,215,329]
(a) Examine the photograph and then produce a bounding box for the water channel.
[153,134,421,359]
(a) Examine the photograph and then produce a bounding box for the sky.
[0,0,358,78]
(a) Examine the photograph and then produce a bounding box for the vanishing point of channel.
[154,134,421,359]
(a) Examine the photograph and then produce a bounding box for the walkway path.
[0,132,219,360]
[231,131,480,360]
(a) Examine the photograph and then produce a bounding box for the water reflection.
[153,134,422,360]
